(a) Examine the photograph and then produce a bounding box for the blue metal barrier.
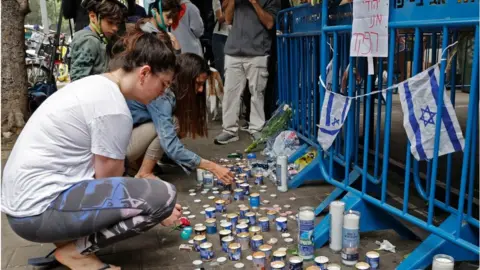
[276,0,479,268]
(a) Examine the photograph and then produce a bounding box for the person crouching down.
[2,28,182,270]
[126,53,234,185]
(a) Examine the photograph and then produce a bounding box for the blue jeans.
[212,34,228,81]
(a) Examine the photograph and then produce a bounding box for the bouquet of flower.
[245,104,293,153]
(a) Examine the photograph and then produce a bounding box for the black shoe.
[158,153,178,167]
[153,163,164,174]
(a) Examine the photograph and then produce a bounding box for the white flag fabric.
[325,60,333,91]
[397,65,464,161]
[323,60,345,92]
[317,91,352,151]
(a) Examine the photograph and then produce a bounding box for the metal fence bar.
[426,27,449,226]
[455,25,479,238]
[320,165,480,254]
[276,2,479,265]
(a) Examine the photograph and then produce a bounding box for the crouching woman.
[2,28,182,270]
[126,52,234,184]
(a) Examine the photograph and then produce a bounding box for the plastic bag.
[245,104,292,153]
[375,240,396,253]
[263,131,300,159]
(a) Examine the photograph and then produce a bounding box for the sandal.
[98,263,114,270]
[27,248,59,267]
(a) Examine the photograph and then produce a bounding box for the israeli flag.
[317,91,352,151]
[397,65,464,161]
[325,60,333,91]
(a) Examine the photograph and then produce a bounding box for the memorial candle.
[329,201,345,252]
[432,254,454,270]
[341,210,360,266]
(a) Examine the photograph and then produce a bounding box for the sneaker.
[240,123,249,131]
[251,132,262,141]
[214,132,239,145]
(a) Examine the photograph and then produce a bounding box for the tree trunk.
[1,0,30,139]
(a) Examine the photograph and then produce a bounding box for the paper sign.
[350,0,389,57]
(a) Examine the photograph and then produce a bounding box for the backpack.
[28,82,57,113]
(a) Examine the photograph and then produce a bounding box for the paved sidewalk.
[1,121,477,270]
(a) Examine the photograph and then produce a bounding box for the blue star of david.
[332,117,340,126]
[419,105,436,127]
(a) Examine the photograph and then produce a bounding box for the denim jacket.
[127,89,201,173]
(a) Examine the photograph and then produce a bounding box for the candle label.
[228,246,241,261]
[203,173,214,186]
[366,256,379,269]
[206,224,217,235]
[341,228,359,261]
[200,246,214,261]
[276,164,282,187]
[299,219,314,241]
[299,241,315,257]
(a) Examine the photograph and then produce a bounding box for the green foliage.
[25,0,70,34]
[244,104,293,153]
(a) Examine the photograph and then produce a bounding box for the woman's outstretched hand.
[212,164,234,185]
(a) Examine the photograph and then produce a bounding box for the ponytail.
[109,22,176,74]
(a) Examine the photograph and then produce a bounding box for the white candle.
[432,254,454,270]
[341,210,360,266]
[196,169,204,184]
[299,208,315,220]
[298,206,315,260]
[277,155,288,192]
[327,263,342,270]
[329,201,345,252]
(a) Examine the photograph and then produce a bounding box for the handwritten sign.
[350,0,389,57]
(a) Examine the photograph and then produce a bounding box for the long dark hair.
[109,23,176,74]
[173,53,210,139]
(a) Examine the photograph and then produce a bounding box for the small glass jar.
[284,237,296,254]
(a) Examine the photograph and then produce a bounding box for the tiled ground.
[1,120,478,270]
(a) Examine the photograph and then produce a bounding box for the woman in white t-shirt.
[2,28,181,270]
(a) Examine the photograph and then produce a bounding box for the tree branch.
[17,0,30,15]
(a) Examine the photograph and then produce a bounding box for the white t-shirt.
[212,0,231,36]
[1,75,133,217]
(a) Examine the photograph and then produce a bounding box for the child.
[141,0,182,52]
[70,0,128,81]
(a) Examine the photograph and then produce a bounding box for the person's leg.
[126,122,162,178]
[241,82,251,130]
[8,177,177,269]
[264,47,277,120]
[215,55,247,144]
[244,55,270,135]
[139,117,182,171]
[212,34,227,81]
[136,135,164,178]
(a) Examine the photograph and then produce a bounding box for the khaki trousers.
[222,55,269,134]
[126,117,180,163]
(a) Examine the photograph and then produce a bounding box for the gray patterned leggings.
[7,177,177,255]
